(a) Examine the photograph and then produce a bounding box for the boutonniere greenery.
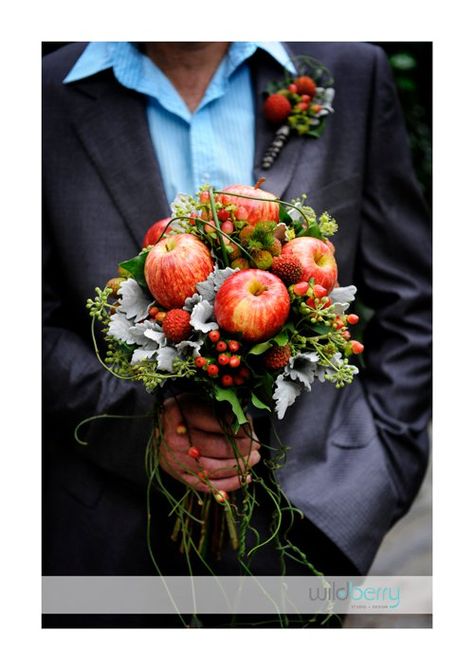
[262,57,335,169]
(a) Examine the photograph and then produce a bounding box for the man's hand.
[158,394,261,493]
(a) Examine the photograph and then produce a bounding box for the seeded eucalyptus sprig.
[86,287,113,324]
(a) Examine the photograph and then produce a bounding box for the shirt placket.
[190,109,215,194]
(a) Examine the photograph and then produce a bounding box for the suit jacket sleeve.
[43,217,156,489]
[356,47,431,519]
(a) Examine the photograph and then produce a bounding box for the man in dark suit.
[42,42,431,626]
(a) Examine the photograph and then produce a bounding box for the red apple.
[282,237,338,292]
[144,233,213,308]
[142,218,173,248]
[214,269,290,342]
[213,184,280,225]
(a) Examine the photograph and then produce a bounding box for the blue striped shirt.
[64,42,295,204]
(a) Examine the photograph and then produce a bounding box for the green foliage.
[381,44,432,206]
[119,249,150,289]
[213,387,248,427]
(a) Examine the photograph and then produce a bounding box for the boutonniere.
[261,58,335,169]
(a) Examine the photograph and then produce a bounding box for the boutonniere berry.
[261,57,335,169]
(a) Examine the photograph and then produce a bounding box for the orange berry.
[351,340,365,355]
[214,490,229,504]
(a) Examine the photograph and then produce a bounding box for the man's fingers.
[186,429,260,458]
[181,472,251,494]
[160,446,260,477]
[159,429,259,459]
[164,395,252,437]
[198,449,261,478]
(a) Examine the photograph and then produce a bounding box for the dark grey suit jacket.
[43,42,431,575]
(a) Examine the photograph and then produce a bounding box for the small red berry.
[221,375,233,387]
[187,447,200,459]
[229,355,241,368]
[347,314,360,326]
[209,330,220,343]
[207,364,219,377]
[301,94,311,103]
[218,353,230,366]
[306,298,315,308]
[194,356,207,368]
[351,340,365,355]
[238,366,250,380]
[198,470,208,480]
[218,208,229,221]
[342,329,351,340]
[313,284,328,299]
[293,281,310,296]
[295,102,309,112]
[228,340,240,352]
[216,340,228,352]
[288,83,298,94]
[233,375,245,386]
[148,306,159,317]
[221,220,235,234]
[155,311,167,323]
[214,490,229,504]
[294,75,317,97]
[311,104,322,114]
[334,317,344,330]
[236,206,248,221]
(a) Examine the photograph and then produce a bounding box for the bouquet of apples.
[85,180,363,574]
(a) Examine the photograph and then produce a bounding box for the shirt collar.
[63,42,296,121]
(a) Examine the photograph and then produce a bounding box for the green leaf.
[260,372,275,399]
[279,204,292,225]
[310,323,332,335]
[248,341,272,356]
[119,249,150,289]
[273,330,289,346]
[299,224,323,240]
[250,393,271,412]
[214,387,248,426]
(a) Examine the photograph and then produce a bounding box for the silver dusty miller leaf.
[118,278,154,323]
[273,375,302,420]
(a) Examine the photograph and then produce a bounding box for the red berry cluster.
[263,75,321,126]
[291,282,364,356]
[194,331,251,386]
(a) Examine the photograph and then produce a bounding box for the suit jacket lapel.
[250,44,307,199]
[69,72,169,249]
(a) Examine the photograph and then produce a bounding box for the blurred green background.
[373,42,432,208]
[42,42,432,207]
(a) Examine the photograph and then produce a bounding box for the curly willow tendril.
[143,393,335,627]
